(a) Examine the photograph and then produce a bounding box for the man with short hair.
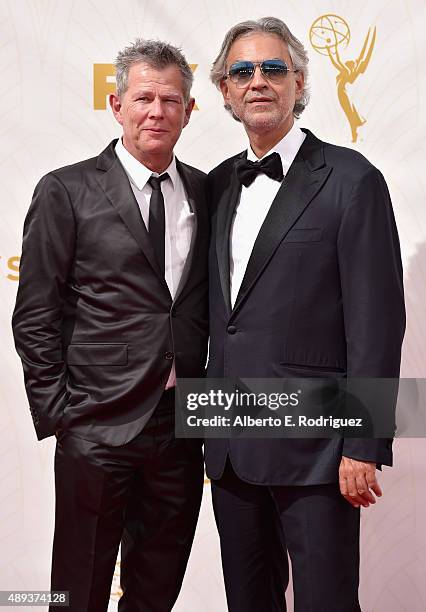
[206,17,405,611]
[12,39,208,612]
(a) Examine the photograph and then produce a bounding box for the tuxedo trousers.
[50,390,204,612]
[211,459,361,612]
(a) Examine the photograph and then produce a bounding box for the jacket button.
[165,351,174,360]
[170,309,177,317]
[227,325,237,335]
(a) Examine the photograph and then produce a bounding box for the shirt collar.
[115,137,177,191]
[246,122,306,176]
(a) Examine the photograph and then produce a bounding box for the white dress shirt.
[230,123,306,307]
[115,138,194,388]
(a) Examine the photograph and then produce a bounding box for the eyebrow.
[132,88,182,99]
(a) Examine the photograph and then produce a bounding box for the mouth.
[143,128,168,133]
[247,97,275,104]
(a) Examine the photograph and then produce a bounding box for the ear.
[294,70,305,101]
[109,93,123,125]
[183,97,196,128]
[220,78,230,105]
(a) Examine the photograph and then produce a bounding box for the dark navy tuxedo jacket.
[205,129,405,485]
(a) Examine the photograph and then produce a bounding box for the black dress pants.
[211,459,361,612]
[50,391,204,612]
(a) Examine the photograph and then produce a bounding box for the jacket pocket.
[66,343,128,366]
[277,362,346,378]
[284,228,322,243]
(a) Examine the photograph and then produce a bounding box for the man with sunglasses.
[205,17,405,612]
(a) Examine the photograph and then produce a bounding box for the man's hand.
[339,456,383,508]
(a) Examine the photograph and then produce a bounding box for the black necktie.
[148,173,169,276]
[234,152,284,187]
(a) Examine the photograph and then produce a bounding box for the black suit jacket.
[205,129,405,485]
[12,140,209,445]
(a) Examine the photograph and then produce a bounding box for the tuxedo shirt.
[230,123,306,306]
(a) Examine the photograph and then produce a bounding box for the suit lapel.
[95,140,170,290]
[216,154,245,315]
[172,160,200,303]
[233,130,331,313]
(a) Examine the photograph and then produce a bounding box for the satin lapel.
[215,160,244,315]
[95,142,167,284]
[233,135,331,313]
[173,160,200,303]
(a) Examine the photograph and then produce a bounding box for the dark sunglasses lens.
[261,60,288,79]
[229,62,255,82]
[228,60,289,84]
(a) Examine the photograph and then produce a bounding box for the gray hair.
[114,38,193,102]
[210,17,310,118]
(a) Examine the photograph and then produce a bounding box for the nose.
[249,64,268,89]
[148,96,164,119]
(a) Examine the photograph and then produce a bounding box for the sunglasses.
[226,59,298,87]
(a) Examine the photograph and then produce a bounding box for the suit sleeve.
[12,173,76,440]
[337,167,405,465]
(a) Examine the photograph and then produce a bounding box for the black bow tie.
[234,152,284,187]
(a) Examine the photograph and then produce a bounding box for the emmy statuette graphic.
[310,15,376,142]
